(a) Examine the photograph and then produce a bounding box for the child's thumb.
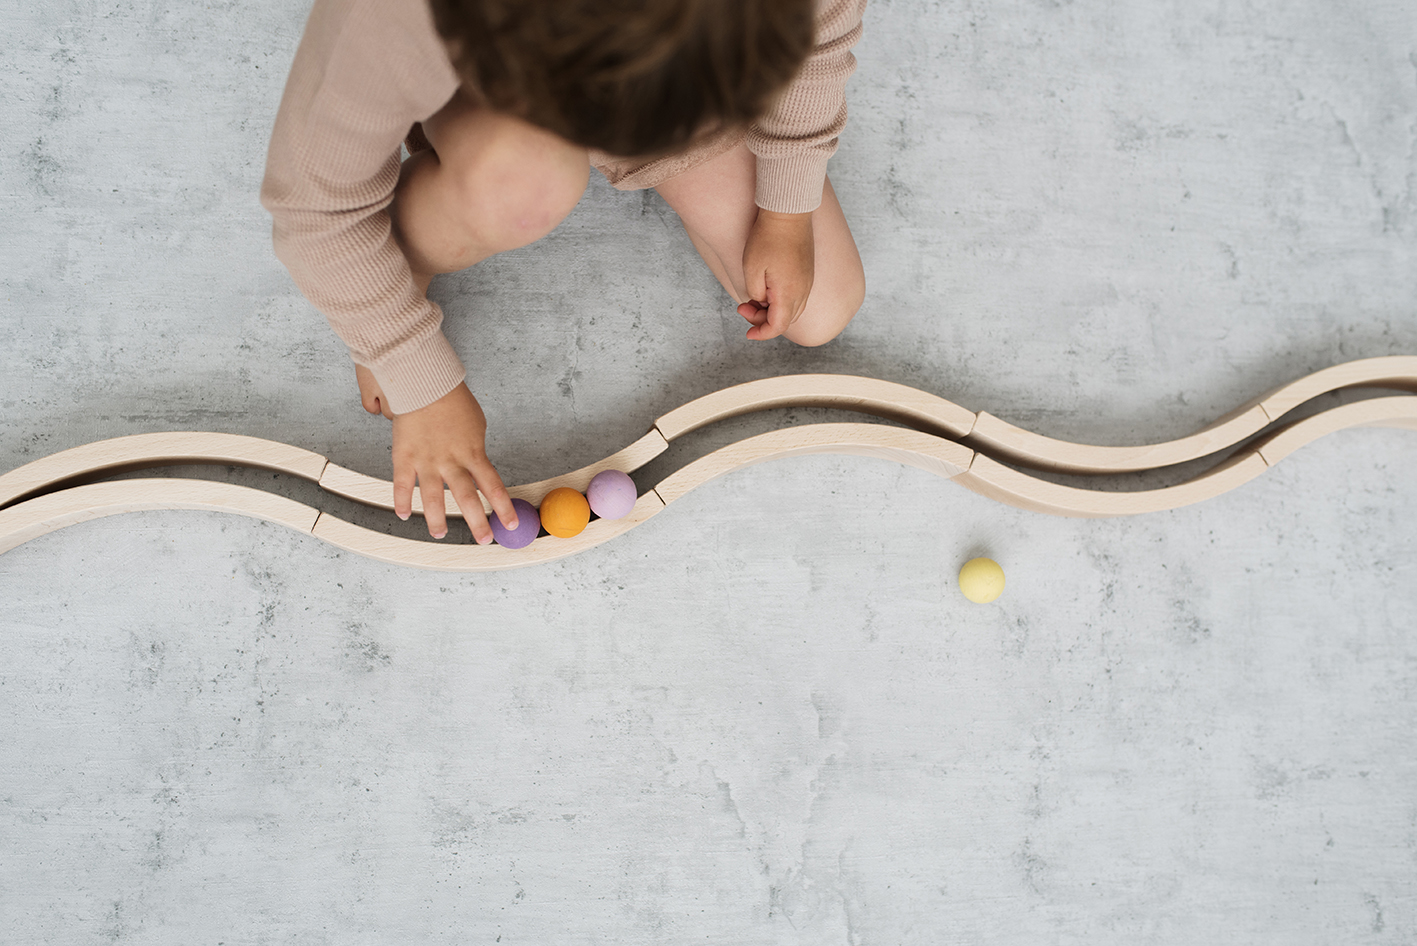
[748,265,771,305]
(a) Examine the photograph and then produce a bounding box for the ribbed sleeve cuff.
[365,329,467,415]
[754,153,831,214]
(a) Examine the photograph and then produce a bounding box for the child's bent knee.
[463,146,587,250]
[788,273,865,347]
[443,115,589,252]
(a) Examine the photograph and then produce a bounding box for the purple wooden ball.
[587,469,637,520]
[490,498,540,549]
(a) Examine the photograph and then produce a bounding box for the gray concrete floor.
[2,1,1416,943]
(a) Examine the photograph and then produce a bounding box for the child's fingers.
[419,475,450,539]
[471,464,518,536]
[742,267,810,341]
[393,463,417,521]
[741,281,787,340]
[746,299,796,341]
[738,301,769,326]
[746,312,785,340]
[445,469,494,545]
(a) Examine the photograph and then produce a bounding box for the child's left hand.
[739,209,814,341]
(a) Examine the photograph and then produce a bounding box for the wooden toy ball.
[587,469,636,520]
[958,557,1005,603]
[540,487,591,538]
[491,498,540,550]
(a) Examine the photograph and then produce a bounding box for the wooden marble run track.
[1,357,1414,571]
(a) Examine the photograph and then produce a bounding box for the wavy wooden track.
[967,355,1417,473]
[1,358,1413,570]
[0,432,329,509]
[0,479,320,556]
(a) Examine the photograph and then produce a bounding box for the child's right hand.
[356,365,518,543]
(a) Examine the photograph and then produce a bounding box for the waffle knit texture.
[261,0,866,414]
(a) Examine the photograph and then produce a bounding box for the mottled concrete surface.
[2,1,1415,943]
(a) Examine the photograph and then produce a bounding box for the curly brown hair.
[426,0,815,157]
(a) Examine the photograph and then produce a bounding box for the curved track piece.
[966,356,1417,475]
[1256,355,1417,420]
[955,451,1272,518]
[654,423,975,504]
[959,394,1417,517]
[0,479,320,555]
[1254,395,1417,466]
[968,403,1270,475]
[653,374,978,441]
[0,432,329,509]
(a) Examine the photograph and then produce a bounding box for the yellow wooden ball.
[958,557,1005,603]
[539,487,591,538]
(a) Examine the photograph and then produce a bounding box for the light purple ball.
[490,498,540,549]
[587,469,637,520]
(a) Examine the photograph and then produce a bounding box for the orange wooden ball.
[539,487,590,538]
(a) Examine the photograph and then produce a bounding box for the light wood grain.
[1257,355,1417,421]
[653,375,978,441]
[652,423,975,505]
[968,404,1271,474]
[963,357,1417,475]
[953,451,1271,518]
[1254,395,1417,466]
[317,429,669,517]
[2,361,1413,570]
[0,432,329,509]
[310,491,666,571]
[0,478,321,555]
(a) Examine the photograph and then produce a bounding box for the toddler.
[262,0,867,542]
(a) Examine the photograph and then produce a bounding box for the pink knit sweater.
[261,0,866,414]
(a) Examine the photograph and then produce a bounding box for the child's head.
[428,0,815,157]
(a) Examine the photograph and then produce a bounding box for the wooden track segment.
[317,429,669,517]
[652,424,975,505]
[963,357,1417,476]
[652,375,978,442]
[6,360,1410,518]
[311,491,666,572]
[1,361,1414,570]
[1257,355,1417,421]
[968,404,1270,475]
[1254,395,1417,466]
[953,451,1272,518]
[0,397,1412,568]
[0,479,321,555]
[0,432,329,509]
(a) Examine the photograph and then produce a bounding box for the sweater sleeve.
[747,0,867,214]
[260,0,465,414]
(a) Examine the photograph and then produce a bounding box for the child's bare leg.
[391,91,591,284]
[654,142,865,346]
